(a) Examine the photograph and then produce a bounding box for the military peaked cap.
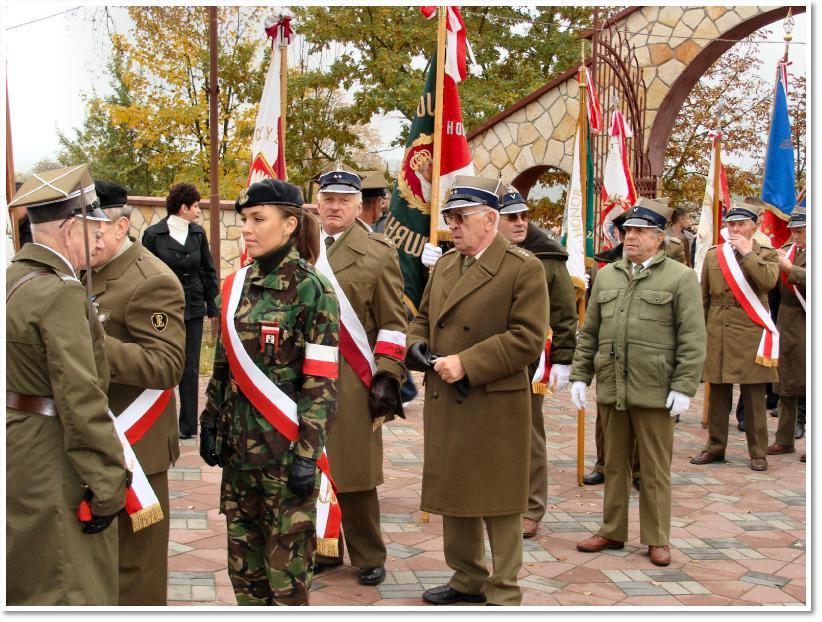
[444,175,502,211]
[498,186,528,214]
[622,197,673,230]
[9,164,108,224]
[788,206,806,228]
[235,178,303,213]
[318,168,361,194]
[361,170,389,199]
[95,180,128,209]
[725,197,764,222]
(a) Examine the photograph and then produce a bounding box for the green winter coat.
[6,244,127,605]
[570,250,706,410]
[776,244,805,396]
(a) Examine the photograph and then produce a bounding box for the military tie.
[324,236,335,250]
[460,254,476,276]
[632,263,642,279]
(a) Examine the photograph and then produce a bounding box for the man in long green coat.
[570,199,705,567]
[691,199,779,471]
[6,165,128,605]
[407,176,548,606]
[317,168,408,586]
[86,180,186,604]
[495,189,577,538]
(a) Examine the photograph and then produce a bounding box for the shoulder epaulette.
[666,235,683,245]
[368,231,395,248]
[506,245,533,261]
[442,247,458,257]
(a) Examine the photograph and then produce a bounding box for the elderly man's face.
[497,211,529,245]
[318,191,361,235]
[445,206,497,256]
[725,218,756,239]
[790,226,806,249]
[623,226,663,264]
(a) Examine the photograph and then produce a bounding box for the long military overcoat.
[701,241,779,385]
[407,233,548,517]
[87,239,186,604]
[325,223,407,492]
[6,244,126,605]
[775,243,805,396]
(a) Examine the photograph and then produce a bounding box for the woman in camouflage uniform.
[199,179,339,605]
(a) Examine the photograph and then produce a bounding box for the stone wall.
[127,196,243,281]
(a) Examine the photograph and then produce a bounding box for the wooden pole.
[428,7,448,245]
[6,78,20,252]
[279,16,288,180]
[577,43,588,486]
[208,6,221,278]
[702,125,722,429]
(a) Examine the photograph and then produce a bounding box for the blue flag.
[761,67,796,215]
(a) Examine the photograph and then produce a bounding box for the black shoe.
[422,584,486,605]
[179,433,193,440]
[358,566,386,586]
[583,471,605,485]
[737,420,745,432]
[795,421,805,440]
[632,478,640,492]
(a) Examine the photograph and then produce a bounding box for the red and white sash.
[314,233,406,388]
[531,329,553,395]
[780,244,806,312]
[221,267,342,554]
[716,242,779,367]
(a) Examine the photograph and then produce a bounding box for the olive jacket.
[701,241,780,384]
[6,244,126,605]
[571,250,706,410]
[775,243,806,396]
[407,233,548,517]
[324,222,407,493]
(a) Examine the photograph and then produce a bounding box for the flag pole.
[428,6,447,246]
[577,41,588,487]
[278,14,288,179]
[207,6,221,277]
[6,78,20,252]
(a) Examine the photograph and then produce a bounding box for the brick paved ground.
[166,375,806,607]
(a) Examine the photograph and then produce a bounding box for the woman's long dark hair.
[277,205,320,265]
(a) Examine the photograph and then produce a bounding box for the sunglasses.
[503,212,529,223]
[442,209,486,225]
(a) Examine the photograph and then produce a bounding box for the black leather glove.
[78,488,119,535]
[199,426,221,467]
[287,455,317,498]
[454,377,471,398]
[368,372,405,422]
[406,342,442,372]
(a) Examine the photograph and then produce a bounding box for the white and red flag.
[599,110,636,252]
[694,130,731,277]
[240,15,292,267]
[421,6,475,234]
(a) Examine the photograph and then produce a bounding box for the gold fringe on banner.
[755,355,779,368]
[316,537,340,559]
[437,229,452,242]
[532,382,547,395]
[130,503,164,533]
[421,511,430,523]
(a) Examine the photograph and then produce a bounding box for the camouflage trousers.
[220,464,319,605]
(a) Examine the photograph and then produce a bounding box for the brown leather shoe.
[767,443,795,455]
[649,545,671,567]
[750,458,768,471]
[522,517,539,539]
[577,534,624,553]
[689,451,723,465]
[801,453,806,463]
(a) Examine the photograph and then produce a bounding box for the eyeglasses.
[442,209,486,225]
[503,212,529,223]
[58,216,104,240]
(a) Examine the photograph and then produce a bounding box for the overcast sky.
[2,3,809,175]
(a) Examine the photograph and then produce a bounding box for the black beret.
[235,179,303,213]
[94,180,129,208]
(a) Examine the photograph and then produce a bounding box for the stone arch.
[467,6,804,191]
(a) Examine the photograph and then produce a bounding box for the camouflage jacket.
[201,246,339,469]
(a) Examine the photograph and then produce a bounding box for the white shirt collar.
[31,243,76,278]
[320,228,344,242]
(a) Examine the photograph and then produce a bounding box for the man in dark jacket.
[142,182,220,439]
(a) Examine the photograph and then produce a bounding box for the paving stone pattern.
[165,376,806,606]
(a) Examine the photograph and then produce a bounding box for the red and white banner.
[581,66,603,135]
[221,267,342,550]
[314,239,378,388]
[716,242,779,367]
[421,6,475,232]
[600,111,636,251]
[781,244,806,311]
[240,16,291,267]
[695,130,731,278]
[531,329,553,395]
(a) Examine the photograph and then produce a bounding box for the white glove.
[421,242,443,268]
[548,364,571,393]
[570,381,588,410]
[665,390,690,417]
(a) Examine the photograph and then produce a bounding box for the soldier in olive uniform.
[691,199,779,471]
[199,180,339,605]
[6,165,128,605]
[571,199,706,567]
[360,170,390,233]
[767,206,806,459]
[495,188,578,538]
[408,176,549,606]
[317,168,407,586]
[86,180,186,604]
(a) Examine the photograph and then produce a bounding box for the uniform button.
[433,392,439,399]
[463,324,470,331]
[438,321,446,329]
